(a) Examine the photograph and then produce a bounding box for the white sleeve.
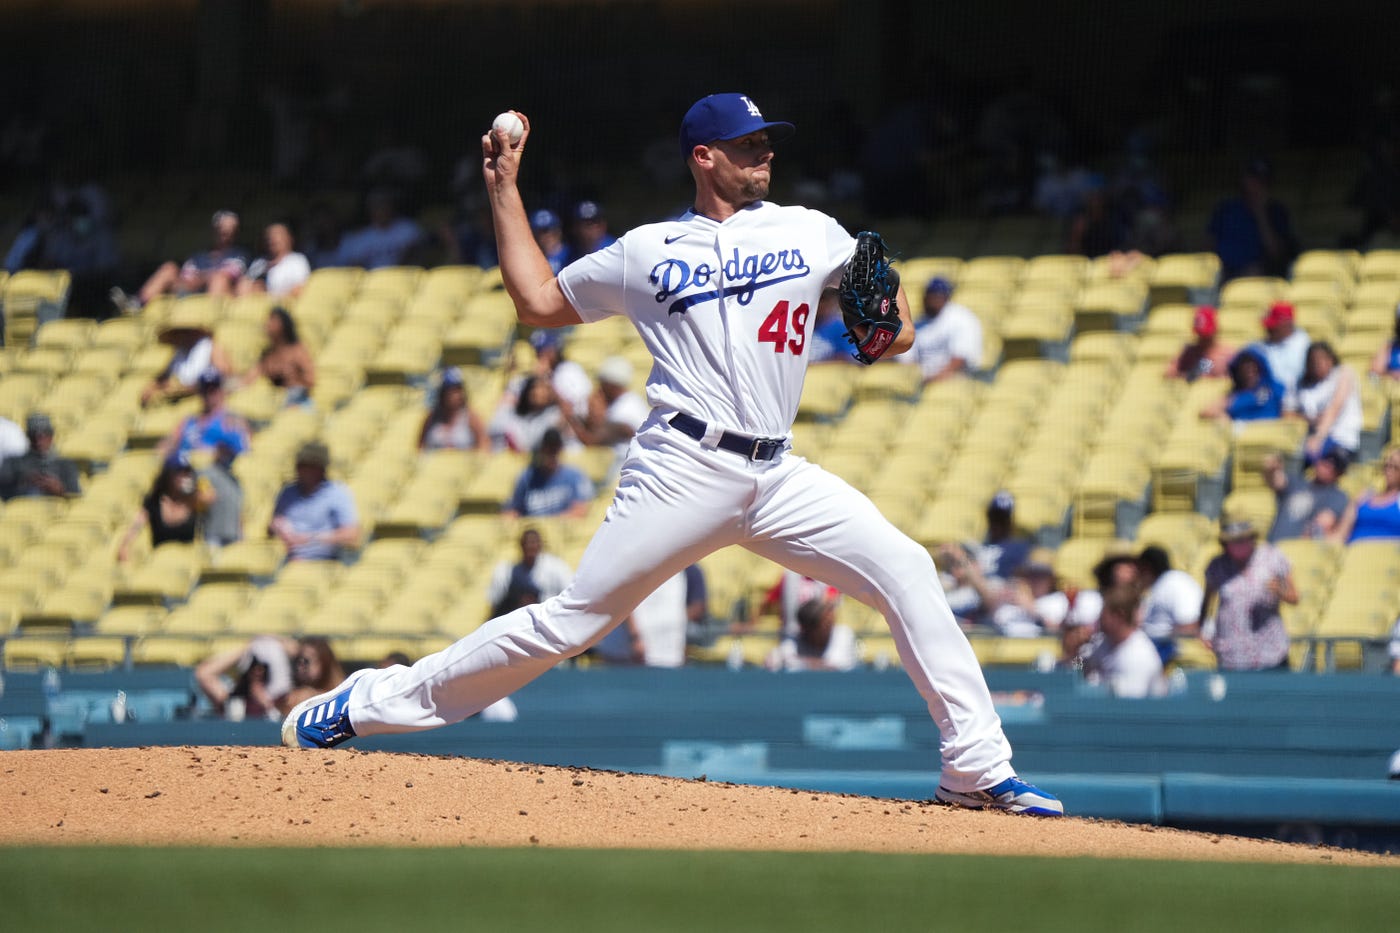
[1167,572,1203,626]
[952,307,983,366]
[557,238,627,323]
[821,212,856,290]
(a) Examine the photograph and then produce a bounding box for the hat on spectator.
[529,329,564,353]
[678,93,795,160]
[926,276,954,296]
[1219,516,1259,542]
[196,368,223,391]
[530,209,561,232]
[164,451,193,472]
[596,356,632,387]
[26,413,54,436]
[1261,302,1294,328]
[1193,306,1218,337]
[987,490,1015,516]
[295,441,331,468]
[441,366,464,388]
[574,200,605,222]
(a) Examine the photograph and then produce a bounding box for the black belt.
[668,413,786,462]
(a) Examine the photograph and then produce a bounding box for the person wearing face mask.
[118,452,214,561]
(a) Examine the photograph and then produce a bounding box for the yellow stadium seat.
[132,636,211,666]
[3,637,70,671]
[1231,419,1308,491]
[200,538,287,583]
[1148,253,1220,306]
[2,270,71,345]
[1352,280,1400,308]
[33,317,97,354]
[67,637,131,670]
[1357,249,1400,282]
[1292,249,1359,284]
[359,265,424,302]
[95,605,169,637]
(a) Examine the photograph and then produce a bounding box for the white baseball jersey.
[559,202,854,437]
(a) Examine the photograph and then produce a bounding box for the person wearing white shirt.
[596,570,689,667]
[1251,302,1310,397]
[486,527,574,615]
[769,596,859,671]
[903,276,982,383]
[1289,341,1363,463]
[238,223,311,298]
[1136,546,1203,663]
[561,356,650,469]
[1083,584,1164,699]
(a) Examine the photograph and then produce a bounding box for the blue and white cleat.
[935,776,1064,816]
[281,669,372,749]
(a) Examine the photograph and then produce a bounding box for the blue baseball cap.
[926,276,953,296]
[441,366,464,388]
[528,329,563,352]
[678,93,795,161]
[164,452,192,472]
[530,209,561,232]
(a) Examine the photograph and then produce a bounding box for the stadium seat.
[1074,281,1147,333]
[1148,253,1219,306]
[3,637,70,671]
[67,637,131,670]
[33,317,97,354]
[1357,250,1400,282]
[95,605,169,637]
[1,269,71,346]
[132,636,211,667]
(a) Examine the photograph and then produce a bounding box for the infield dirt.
[0,746,1393,865]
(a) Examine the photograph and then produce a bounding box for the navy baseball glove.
[838,231,902,364]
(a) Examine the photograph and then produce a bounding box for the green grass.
[2,847,1396,932]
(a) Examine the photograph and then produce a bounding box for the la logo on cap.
[741,96,762,117]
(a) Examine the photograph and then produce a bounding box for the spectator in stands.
[0,413,80,501]
[1288,342,1363,465]
[1201,517,1297,671]
[527,328,593,417]
[981,490,1031,580]
[1369,306,1400,380]
[990,549,1075,637]
[1207,158,1298,281]
[1264,450,1349,542]
[1082,583,1163,698]
[0,415,28,469]
[489,374,567,454]
[236,307,316,408]
[117,452,213,562]
[1332,446,1400,543]
[937,541,998,628]
[1164,306,1235,382]
[236,223,311,299]
[561,356,649,466]
[279,637,347,717]
[741,570,842,640]
[904,276,983,383]
[486,527,574,617]
[808,294,856,364]
[140,311,231,407]
[567,200,617,261]
[300,200,344,269]
[766,595,859,672]
[333,189,424,269]
[530,209,570,275]
[441,192,498,269]
[195,635,293,721]
[502,428,594,519]
[1066,179,1125,258]
[1200,347,1284,423]
[113,210,249,311]
[158,369,251,463]
[1135,545,1203,664]
[419,367,489,452]
[597,570,690,668]
[1057,551,1136,667]
[269,441,362,561]
[1252,302,1311,395]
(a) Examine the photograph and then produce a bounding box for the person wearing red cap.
[1252,301,1310,393]
[1165,305,1235,381]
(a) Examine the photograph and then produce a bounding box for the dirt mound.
[0,747,1388,864]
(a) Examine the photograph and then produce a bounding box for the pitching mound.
[0,746,1390,864]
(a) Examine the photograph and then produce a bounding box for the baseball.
[492,111,524,145]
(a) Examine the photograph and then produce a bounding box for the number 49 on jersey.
[757,300,810,354]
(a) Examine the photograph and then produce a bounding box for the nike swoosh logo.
[664,234,688,244]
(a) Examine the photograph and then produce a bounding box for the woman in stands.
[1369,306,1400,380]
[117,452,213,562]
[488,373,566,453]
[1288,342,1362,465]
[1200,517,1298,671]
[237,306,316,407]
[418,366,490,452]
[278,637,347,717]
[1332,446,1400,543]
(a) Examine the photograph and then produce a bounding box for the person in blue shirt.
[566,200,618,264]
[1201,347,1284,423]
[1207,158,1298,282]
[504,428,594,519]
[269,441,361,561]
[530,209,570,275]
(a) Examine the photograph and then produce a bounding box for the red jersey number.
[757,300,809,355]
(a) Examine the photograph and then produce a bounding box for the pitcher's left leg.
[744,457,1014,793]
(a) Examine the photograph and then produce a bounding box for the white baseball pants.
[347,415,1015,792]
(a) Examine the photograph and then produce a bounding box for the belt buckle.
[750,437,780,461]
